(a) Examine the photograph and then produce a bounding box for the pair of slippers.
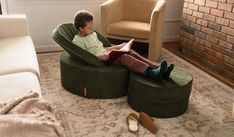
[126,112,158,134]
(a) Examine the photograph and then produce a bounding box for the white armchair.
[100,0,166,61]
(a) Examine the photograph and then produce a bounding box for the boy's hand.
[97,53,110,61]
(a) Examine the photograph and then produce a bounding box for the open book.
[107,38,134,62]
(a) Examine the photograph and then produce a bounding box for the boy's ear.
[79,27,84,32]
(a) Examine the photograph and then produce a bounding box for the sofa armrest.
[148,0,166,61]
[0,15,29,38]
[100,0,123,37]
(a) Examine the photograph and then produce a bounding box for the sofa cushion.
[0,36,40,78]
[107,21,150,39]
[0,72,41,102]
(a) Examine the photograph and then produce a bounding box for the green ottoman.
[61,52,129,99]
[127,67,193,118]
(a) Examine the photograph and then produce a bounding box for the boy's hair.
[73,10,93,32]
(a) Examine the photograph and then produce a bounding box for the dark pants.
[110,51,159,74]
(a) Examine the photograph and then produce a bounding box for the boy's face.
[79,20,94,35]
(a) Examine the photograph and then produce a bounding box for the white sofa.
[0,15,41,102]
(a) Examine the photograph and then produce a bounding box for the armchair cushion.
[107,21,150,39]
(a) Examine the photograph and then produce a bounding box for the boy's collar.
[78,32,94,37]
[78,33,87,37]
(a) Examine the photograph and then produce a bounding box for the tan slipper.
[126,113,139,133]
[139,112,158,134]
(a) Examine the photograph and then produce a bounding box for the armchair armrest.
[148,0,166,61]
[100,0,123,36]
[0,15,29,38]
[150,0,166,31]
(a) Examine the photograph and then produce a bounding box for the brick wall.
[180,0,234,82]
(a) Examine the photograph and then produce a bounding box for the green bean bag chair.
[127,67,193,118]
[52,23,129,99]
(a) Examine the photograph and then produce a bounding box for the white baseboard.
[164,35,180,42]
[35,45,63,53]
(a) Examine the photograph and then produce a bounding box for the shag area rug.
[37,49,234,137]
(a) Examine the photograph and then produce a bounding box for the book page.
[118,38,134,52]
